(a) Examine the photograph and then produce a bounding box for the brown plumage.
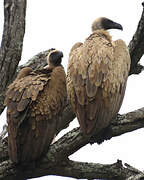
[67,17,130,137]
[4,49,67,163]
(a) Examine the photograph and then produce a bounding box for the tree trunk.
[0,0,26,114]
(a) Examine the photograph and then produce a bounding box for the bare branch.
[0,149,143,180]
[46,107,144,159]
[0,107,144,179]
[111,107,144,137]
[129,2,144,75]
[18,49,52,71]
[0,140,143,180]
[0,0,27,114]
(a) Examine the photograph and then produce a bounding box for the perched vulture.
[67,17,131,139]
[4,49,67,163]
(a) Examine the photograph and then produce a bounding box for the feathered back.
[67,29,130,135]
[5,62,67,163]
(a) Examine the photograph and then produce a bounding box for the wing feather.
[67,30,130,136]
[5,66,67,163]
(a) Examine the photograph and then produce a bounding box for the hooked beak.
[111,21,123,30]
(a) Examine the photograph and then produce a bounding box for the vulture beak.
[101,17,123,31]
[111,21,123,30]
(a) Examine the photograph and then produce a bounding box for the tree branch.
[45,107,144,160]
[0,107,144,179]
[0,157,141,180]
[21,160,143,180]
[128,2,144,75]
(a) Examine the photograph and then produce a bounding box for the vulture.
[67,17,131,139]
[4,49,67,163]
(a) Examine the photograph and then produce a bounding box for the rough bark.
[0,0,144,180]
[0,0,26,114]
[0,159,142,180]
[128,2,144,75]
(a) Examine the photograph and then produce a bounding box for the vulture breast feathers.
[67,17,131,136]
[4,49,67,163]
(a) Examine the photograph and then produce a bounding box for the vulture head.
[47,49,64,67]
[91,17,123,32]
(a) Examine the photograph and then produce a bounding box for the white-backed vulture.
[4,49,67,163]
[67,17,131,138]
